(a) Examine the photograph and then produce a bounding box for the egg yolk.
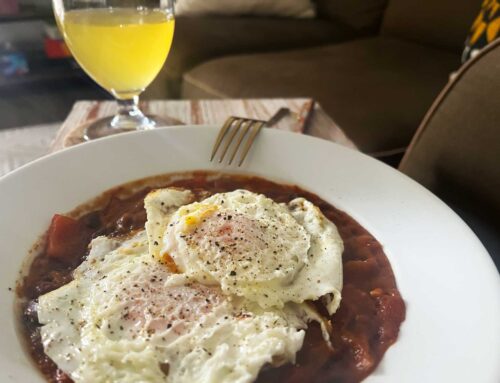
[161,252,179,273]
[179,204,218,230]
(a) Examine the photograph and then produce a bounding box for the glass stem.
[118,96,141,117]
[110,96,152,130]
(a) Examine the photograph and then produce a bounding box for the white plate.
[1,126,499,382]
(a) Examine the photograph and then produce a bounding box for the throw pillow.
[175,0,316,19]
[463,0,500,62]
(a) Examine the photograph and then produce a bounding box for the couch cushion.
[176,0,316,18]
[315,0,388,32]
[399,39,500,270]
[400,38,500,217]
[381,0,482,51]
[182,37,460,154]
[144,16,359,99]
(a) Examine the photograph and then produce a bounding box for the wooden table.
[52,98,357,151]
[1,98,357,177]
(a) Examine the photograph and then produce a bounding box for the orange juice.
[58,8,174,99]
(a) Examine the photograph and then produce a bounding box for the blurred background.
[0,0,494,158]
[0,0,110,129]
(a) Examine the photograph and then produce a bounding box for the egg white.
[144,188,194,261]
[38,231,309,383]
[149,189,343,313]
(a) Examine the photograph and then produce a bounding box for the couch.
[400,38,500,270]
[146,0,482,156]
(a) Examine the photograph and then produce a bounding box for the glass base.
[82,114,174,141]
[82,96,182,141]
[82,115,184,141]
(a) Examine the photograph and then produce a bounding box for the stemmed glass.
[52,0,175,140]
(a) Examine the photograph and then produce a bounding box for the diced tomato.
[45,214,88,262]
[341,331,375,372]
[376,294,406,344]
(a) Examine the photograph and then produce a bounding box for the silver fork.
[210,108,289,166]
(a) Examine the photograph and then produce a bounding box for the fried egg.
[38,187,343,383]
[38,232,306,383]
[147,189,343,314]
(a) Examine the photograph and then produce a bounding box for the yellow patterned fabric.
[463,0,500,62]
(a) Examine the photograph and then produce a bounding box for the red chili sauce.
[19,172,405,383]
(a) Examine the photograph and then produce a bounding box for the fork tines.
[210,116,266,166]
